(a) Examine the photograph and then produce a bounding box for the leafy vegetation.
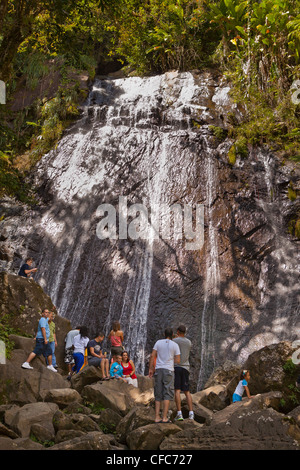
[0,0,299,201]
[0,312,32,360]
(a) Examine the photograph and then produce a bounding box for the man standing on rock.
[173,325,194,421]
[149,328,180,423]
[21,308,57,372]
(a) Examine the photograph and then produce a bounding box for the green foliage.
[227,144,236,166]
[283,358,298,375]
[0,152,36,203]
[0,312,31,360]
[83,401,106,414]
[209,125,228,142]
[107,0,215,74]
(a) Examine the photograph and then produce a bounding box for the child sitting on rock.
[232,370,252,403]
[110,355,126,381]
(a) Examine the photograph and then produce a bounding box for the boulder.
[0,437,25,450]
[30,422,55,443]
[288,406,300,427]
[160,392,300,450]
[0,422,19,439]
[116,406,156,444]
[127,422,181,450]
[82,380,135,416]
[52,409,100,433]
[191,384,230,411]
[5,402,58,438]
[70,365,102,393]
[48,431,114,450]
[98,408,123,434]
[14,437,45,450]
[204,360,241,388]
[55,429,86,444]
[63,401,92,415]
[42,388,82,408]
[0,353,70,405]
[242,341,300,412]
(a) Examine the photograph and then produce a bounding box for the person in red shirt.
[121,351,138,387]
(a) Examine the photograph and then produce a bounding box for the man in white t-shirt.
[149,328,180,423]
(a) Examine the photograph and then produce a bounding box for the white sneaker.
[47,365,57,373]
[21,362,33,370]
[174,414,184,421]
[189,412,194,420]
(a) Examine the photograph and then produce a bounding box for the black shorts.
[174,366,190,392]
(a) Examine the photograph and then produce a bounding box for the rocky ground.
[0,274,300,450]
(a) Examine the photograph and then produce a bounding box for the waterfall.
[2,70,298,383]
[29,71,209,373]
[256,151,300,336]
[197,146,220,390]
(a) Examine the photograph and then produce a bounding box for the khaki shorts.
[154,368,174,401]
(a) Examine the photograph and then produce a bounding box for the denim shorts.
[33,338,52,358]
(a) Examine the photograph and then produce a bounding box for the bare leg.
[184,391,193,412]
[162,400,170,422]
[155,401,161,422]
[175,389,181,412]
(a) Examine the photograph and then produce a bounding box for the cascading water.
[1,70,299,386]
[197,145,220,389]
[28,72,214,375]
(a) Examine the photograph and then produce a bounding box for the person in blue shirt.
[232,370,252,402]
[21,308,57,372]
[18,258,38,278]
[110,355,126,381]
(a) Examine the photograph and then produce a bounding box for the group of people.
[19,305,300,424]
[64,322,138,386]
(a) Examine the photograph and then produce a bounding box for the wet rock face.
[0,71,299,389]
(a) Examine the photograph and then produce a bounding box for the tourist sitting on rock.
[18,257,38,278]
[109,354,126,381]
[232,370,252,402]
[72,326,89,374]
[87,332,110,380]
[21,308,57,373]
[121,351,138,387]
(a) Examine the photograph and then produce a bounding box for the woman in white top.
[72,326,89,373]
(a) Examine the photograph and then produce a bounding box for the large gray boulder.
[82,380,135,416]
[160,392,300,450]
[0,350,70,405]
[4,402,58,438]
[48,431,114,450]
[127,422,181,451]
[42,388,82,409]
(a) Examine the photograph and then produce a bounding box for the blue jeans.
[46,341,56,367]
